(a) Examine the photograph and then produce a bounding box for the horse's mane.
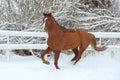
[60,26,75,32]
[49,15,75,33]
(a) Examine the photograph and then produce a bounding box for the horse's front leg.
[53,50,61,69]
[41,47,52,64]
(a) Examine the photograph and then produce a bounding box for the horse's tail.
[89,33,107,51]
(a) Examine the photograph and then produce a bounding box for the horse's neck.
[47,22,63,37]
[48,26,62,36]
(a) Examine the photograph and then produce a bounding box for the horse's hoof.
[43,61,50,65]
[56,67,60,69]
[71,59,75,62]
[73,62,77,65]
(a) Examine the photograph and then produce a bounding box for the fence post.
[98,32,102,46]
[5,35,10,59]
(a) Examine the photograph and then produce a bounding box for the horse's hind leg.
[71,48,78,61]
[74,43,89,65]
[74,36,91,65]
[41,47,52,64]
[73,47,86,65]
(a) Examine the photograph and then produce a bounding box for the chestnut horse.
[41,13,106,69]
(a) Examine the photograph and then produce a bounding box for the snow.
[0,51,120,80]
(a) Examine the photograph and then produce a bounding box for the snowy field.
[0,51,120,80]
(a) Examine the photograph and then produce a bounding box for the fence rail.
[0,30,120,51]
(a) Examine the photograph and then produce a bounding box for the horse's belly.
[63,44,79,50]
[63,40,80,50]
[62,35,80,50]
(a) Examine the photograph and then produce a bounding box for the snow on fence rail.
[0,30,120,50]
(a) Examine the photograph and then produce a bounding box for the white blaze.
[42,18,47,31]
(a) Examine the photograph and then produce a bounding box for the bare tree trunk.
[18,49,24,56]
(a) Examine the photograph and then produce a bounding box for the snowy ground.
[0,51,120,80]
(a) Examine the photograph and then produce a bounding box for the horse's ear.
[48,13,52,16]
[43,13,46,16]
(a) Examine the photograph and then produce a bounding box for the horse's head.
[42,12,52,31]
